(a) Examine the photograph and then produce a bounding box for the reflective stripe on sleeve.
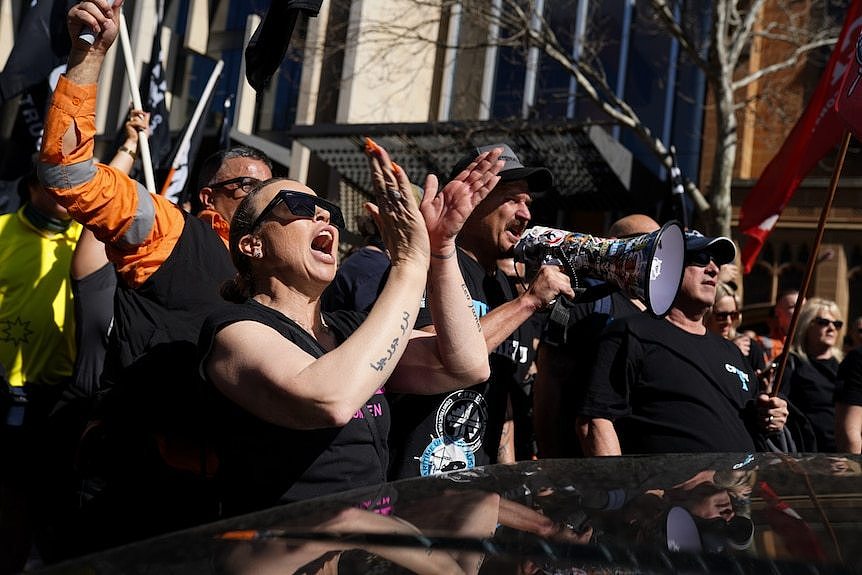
[123,182,156,246]
[38,158,156,247]
[37,158,96,190]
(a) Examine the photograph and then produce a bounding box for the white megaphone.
[513,221,686,318]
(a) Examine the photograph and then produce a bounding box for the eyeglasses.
[209,177,260,199]
[252,190,345,231]
[813,317,844,330]
[713,310,740,322]
[686,251,717,267]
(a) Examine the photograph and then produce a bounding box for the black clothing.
[744,337,768,376]
[96,210,235,466]
[579,313,760,453]
[70,262,115,398]
[541,291,641,457]
[388,248,539,478]
[837,347,862,406]
[501,273,543,460]
[783,353,839,452]
[106,212,234,391]
[76,213,236,551]
[321,246,390,313]
[199,300,387,515]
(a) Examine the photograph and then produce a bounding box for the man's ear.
[238,234,263,259]
[199,187,215,210]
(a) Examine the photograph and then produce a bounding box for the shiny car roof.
[38,453,862,574]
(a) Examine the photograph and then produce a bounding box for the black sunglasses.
[685,250,717,267]
[209,176,260,199]
[713,310,740,322]
[252,190,345,231]
[813,317,843,330]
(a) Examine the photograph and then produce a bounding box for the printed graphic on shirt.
[472,299,489,318]
[418,436,476,476]
[352,388,386,419]
[497,338,529,366]
[724,363,750,391]
[0,317,34,345]
[435,389,488,449]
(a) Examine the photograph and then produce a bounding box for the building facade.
[2,0,859,326]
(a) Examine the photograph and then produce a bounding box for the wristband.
[118,145,137,159]
[430,249,456,260]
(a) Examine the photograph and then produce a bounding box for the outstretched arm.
[474,266,573,353]
[39,1,183,289]
[73,109,150,280]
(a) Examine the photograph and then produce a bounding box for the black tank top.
[199,300,389,515]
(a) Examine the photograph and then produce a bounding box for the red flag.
[835,31,862,137]
[757,481,826,562]
[739,1,862,273]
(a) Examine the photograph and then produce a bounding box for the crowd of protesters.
[1,1,862,571]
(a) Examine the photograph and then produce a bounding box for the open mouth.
[311,230,334,255]
[506,222,526,240]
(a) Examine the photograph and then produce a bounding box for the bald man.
[533,214,659,457]
[607,213,661,238]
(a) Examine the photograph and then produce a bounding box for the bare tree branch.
[733,37,838,90]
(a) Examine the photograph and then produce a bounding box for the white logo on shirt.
[725,363,750,391]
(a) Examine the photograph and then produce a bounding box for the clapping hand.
[420,148,504,259]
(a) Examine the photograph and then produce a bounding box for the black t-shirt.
[745,337,768,375]
[321,246,390,313]
[199,300,388,515]
[579,313,759,453]
[387,248,540,478]
[837,347,862,406]
[784,354,839,452]
[538,291,642,457]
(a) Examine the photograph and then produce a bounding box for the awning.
[286,120,665,213]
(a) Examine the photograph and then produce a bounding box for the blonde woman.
[783,298,845,452]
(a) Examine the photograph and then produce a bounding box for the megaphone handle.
[546,299,571,346]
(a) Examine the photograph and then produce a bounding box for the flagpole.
[117,8,157,196]
[770,129,852,398]
[160,59,224,199]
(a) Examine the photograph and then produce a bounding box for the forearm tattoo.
[370,311,411,372]
[498,422,514,462]
[462,282,482,332]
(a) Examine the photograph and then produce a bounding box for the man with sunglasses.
[36,2,273,550]
[577,230,789,455]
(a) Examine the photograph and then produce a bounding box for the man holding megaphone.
[576,231,790,455]
[387,144,573,478]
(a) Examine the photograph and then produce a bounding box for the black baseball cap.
[448,143,553,194]
[685,230,736,266]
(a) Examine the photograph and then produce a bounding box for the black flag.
[139,0,172,170]
[244,0,323,92]
[0,0,75,104]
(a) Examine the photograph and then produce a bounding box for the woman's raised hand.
[364,137,429,268]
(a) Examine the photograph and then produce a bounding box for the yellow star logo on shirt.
[0,317,34,345]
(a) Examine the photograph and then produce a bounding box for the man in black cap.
[576,230,790,455]
[387,143,573,478]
